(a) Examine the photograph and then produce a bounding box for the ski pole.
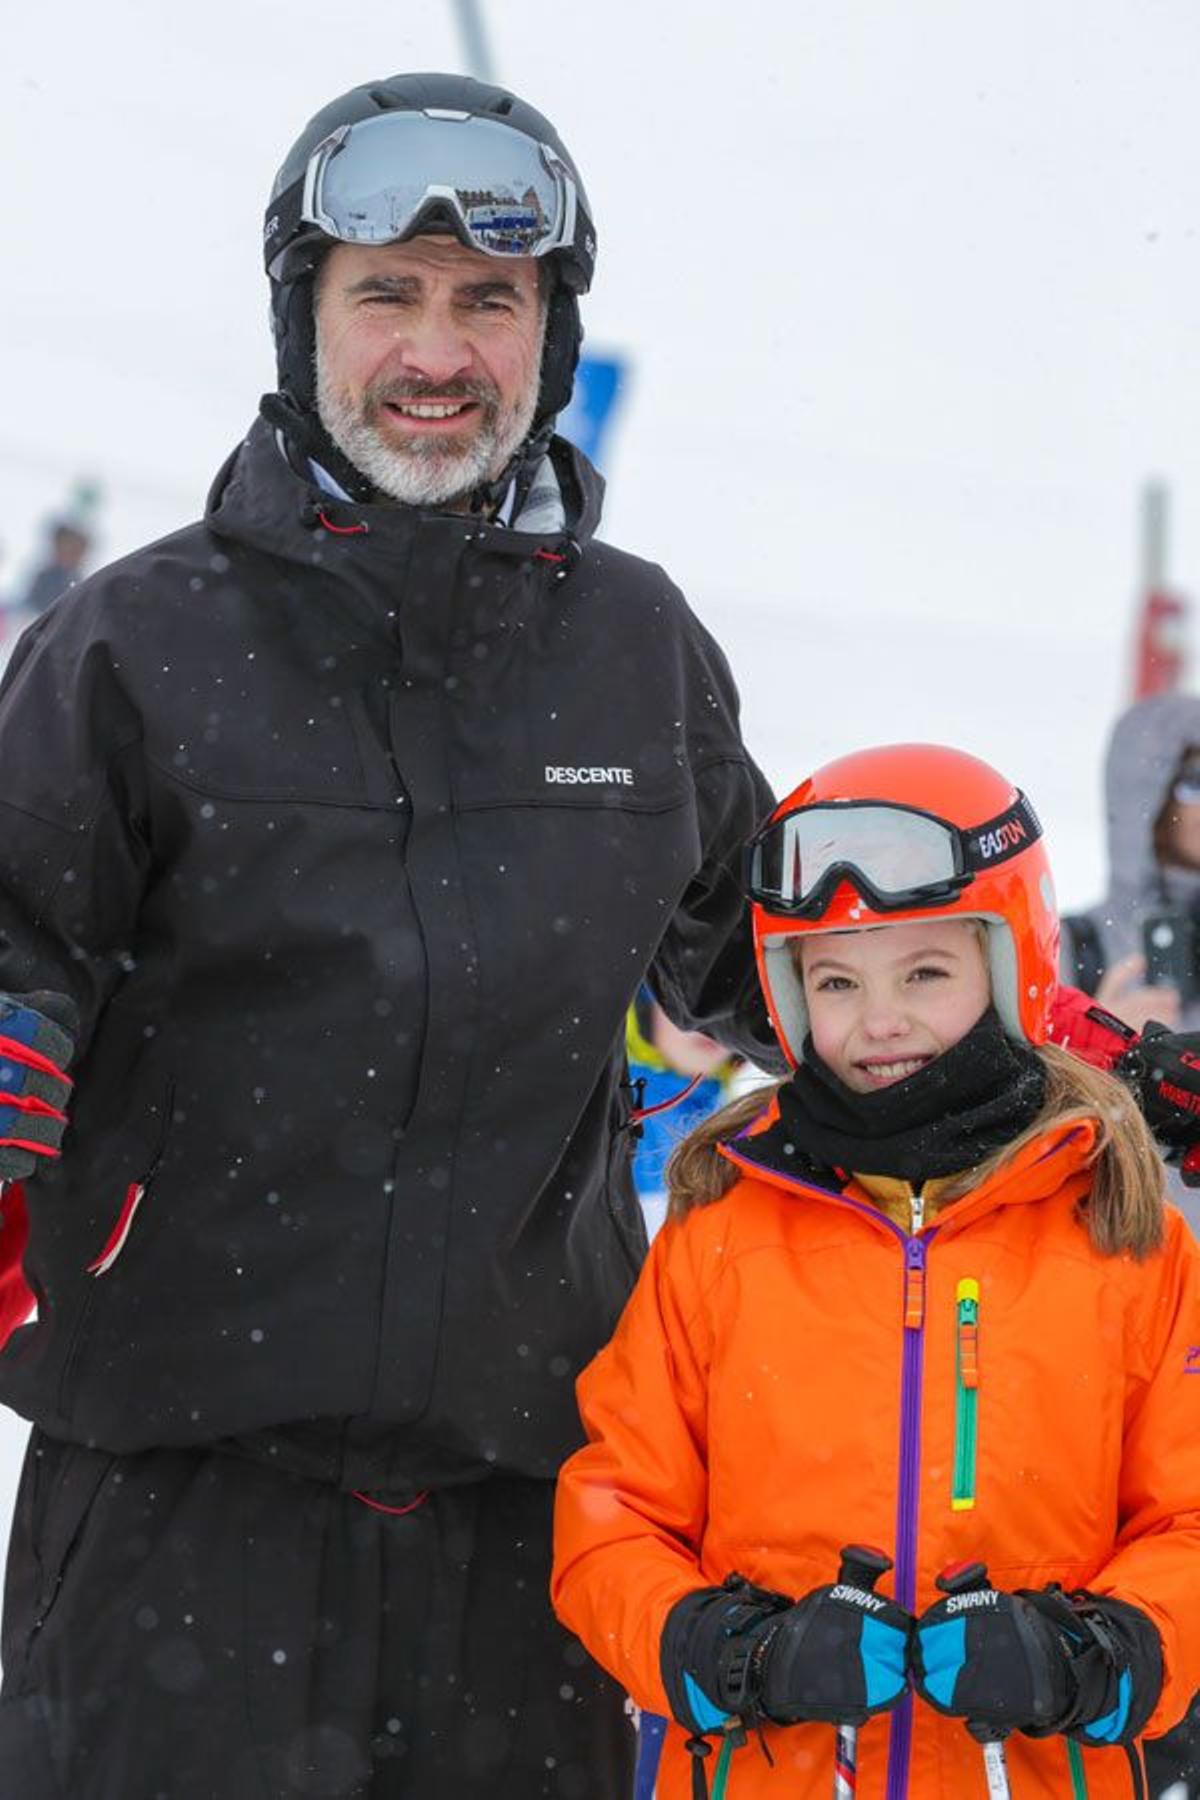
[832,1543,894,1800]
[934,1562,1012,1800]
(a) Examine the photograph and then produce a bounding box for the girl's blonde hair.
[666,1042,1166,1259]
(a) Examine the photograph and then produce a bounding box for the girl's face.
[799,918,992,1093]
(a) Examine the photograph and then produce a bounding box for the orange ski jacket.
[552,1113,1200,1798]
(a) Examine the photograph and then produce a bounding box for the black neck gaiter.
[776,1007,1046,1182]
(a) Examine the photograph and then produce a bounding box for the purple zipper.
[721,1146,935,1796]
[886,1229,932,1800]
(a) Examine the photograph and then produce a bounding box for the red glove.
[1049,985,1200,1186]
[1046,985,1134,1072]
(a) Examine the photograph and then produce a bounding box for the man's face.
[314,235,546,509]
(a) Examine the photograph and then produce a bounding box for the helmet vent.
[369,88,401,110]
[488,96,515,115]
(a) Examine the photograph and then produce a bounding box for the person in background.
[553,744,1200,1799]
[1060,693,1200,1033]
[17,519,92,616]
[1062,695,1200,1209]
[626,988,738,1241]
[624,988,741,1799]
[1060,691,1200,1800]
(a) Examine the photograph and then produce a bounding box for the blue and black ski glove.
[913,1571,1163,1745]
[0,992,78,1182]
[662,1569,912,1734]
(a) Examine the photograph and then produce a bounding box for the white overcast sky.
[4,0,1200,908]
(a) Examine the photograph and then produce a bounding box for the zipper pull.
[952,1277,981,1511]
[956,1278,980,1387]
[903,1236,926,1330]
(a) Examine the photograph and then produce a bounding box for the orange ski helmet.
[746,744,1059,1064]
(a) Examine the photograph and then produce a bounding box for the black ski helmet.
[263,72,595,431]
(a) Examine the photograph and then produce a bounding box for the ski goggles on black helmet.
[264,109,594,289]
[745,793,1043,919]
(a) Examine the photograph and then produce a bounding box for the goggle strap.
[960,792,1042,874]
[264,177,307,272]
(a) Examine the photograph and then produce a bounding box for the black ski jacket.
[0,418,776,1488]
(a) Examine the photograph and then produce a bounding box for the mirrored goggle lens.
[306,112,567,256]
[1173,776,1200,805]
[750,805,960,910]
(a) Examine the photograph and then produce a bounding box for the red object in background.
[1132,587,1191,699]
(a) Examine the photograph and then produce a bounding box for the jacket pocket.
[6,1432,115,1692]
[56,1080,176,1418]
[951,1277,980,1511]
[82,1077,176,1280]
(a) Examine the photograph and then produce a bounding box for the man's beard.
[314,348,543,510]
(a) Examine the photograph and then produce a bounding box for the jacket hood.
[1096,692,1200,957]
[204,414,605,567]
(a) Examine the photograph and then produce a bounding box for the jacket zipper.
[952,1277,980,1510]
[717,1147,933,1799]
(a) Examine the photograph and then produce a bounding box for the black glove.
[913,1577,1162,1745]
[1116,1022,1200,1172]
[662,1570,911,1734]
[0,992,78,1182]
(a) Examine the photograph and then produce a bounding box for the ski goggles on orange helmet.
[745,792,1043,920]
[266,109,593,282]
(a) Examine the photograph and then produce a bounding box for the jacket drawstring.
[631,1074,705,1128]
[684,1727,743,1798]
[535,535,582,581]
[685,1733,712,1798]
[306,504,369,536]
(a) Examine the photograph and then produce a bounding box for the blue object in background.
[559,352,628,471]
[634,1709,667,1800]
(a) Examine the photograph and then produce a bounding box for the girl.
[552,744,1200,1799]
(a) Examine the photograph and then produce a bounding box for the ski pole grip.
[837,1543,893,1592]
[935,1559,991,1599]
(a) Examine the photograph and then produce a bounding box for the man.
[0,73,777,1798]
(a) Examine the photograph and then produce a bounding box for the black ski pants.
[0,1430,634,1799]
